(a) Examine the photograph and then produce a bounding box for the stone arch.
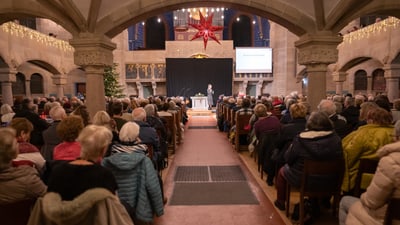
[338,57,372,72]
[230,13,253,47]
[100,1,314,38]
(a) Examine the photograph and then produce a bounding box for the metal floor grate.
[210,165,246,182]
[174,166,209,182]
[174,165,247,182]
[188,126,217,129]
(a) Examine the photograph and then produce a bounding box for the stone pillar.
[295,33,342,111]
[53,74,67,98]
[25,79,31,98]
[383,64,400,102]
[256,80,264,97]
[242,80,248,96]
[136,82,143,98]
[332,72,347,95]
[70,34,116,118]
[367,76,373,95]
[151,82,157,96]
[0,68,17,106]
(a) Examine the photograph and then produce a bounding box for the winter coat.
[41,120,62,161]
[342,124,393,192]
[346,141,400,225]
[53,141,81,161]
[283,130,343,187]
[27,188,133,225]
[15,140,46,171]
[0,166,46,204]
[102,144,164,222]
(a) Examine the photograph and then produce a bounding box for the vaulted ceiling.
[1,0,399,38]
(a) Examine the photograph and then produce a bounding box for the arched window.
[232,15,252,47]
[354,70,367,91]
[30,73,44,94]
[145,17,166,49]
[12,73,26,95]
[372,68,386,91]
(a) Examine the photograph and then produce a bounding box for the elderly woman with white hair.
[0,127,46,204]
[0,104,15,126]
[103,122,164,224]
[47,125,118,201]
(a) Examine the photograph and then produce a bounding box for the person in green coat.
[341,107,393,193]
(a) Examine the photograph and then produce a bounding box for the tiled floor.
[154,112,337,225]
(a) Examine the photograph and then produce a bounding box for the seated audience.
[0,127,46,204]
[71,105,90,126]
[391,98,400,123]
[318,99,349,138]
[103,122,164,224]
[41,106,66,161]
[339,120,400,225]
[341,96,360,132]
[342,107,393,194]
[9,118,46,171]
[132,108,160,158]
[47,125,117,201]
[53,115,84,161]
[275,103,307,169]
[253,102,281,185]
[92,110,119,143]
[0,104,15,126]
[13,98,49,149]
[109,101,127,131]
[274,111,343,215]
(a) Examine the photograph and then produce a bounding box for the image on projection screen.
[235,47,272,73]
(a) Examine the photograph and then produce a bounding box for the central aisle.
[154,114,286,225]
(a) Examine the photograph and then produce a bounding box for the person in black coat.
[275,103,307,169]
[274,111,343,211]
[13,98,49,148]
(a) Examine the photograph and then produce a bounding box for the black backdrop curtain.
[166,58,233,104]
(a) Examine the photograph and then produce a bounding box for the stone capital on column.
[70,34,116,67]
[53,74,67,85]
[295,33,342,66]
[332,71,348,82]
[0,68,17,82]
[383,64,400,79]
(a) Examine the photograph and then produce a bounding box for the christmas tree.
[104,64,125,98]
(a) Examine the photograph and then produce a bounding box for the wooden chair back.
[0,198,36,225]
[160,115,176,154]
[230,109,235,127]
[234,113,252,151]
[286,157,345,225]
[354,158,379,197]
[384,197,400,225]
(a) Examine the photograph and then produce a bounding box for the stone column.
[70,34,116,118]
[295,33,342,111]
[151,82,157,96]
[383,64,400,102]
[332,72,347,95]
[242,80,248,96]
[136,82,143,98]
[256,80,264,97]
[367,76,373,95]
[25,79,31,98]
[53,74,67,98]
[0,68,17,106]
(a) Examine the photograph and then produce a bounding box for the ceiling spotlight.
[252,20,256,24]
[188,8,191,12]
[216,8,220,12]
[211,8,215,12]
[221,15,224,19]
[157,18,161,23]
[182,9,185,12]
[141,22,145,26]
[174,16,178,20]
[236,17,240,22]
[206,8,209,12]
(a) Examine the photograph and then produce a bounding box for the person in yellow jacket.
[341,107,393,193]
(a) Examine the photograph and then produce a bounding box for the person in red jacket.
[53,115,84,161]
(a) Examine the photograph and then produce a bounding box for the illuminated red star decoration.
[189,11,224,49]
